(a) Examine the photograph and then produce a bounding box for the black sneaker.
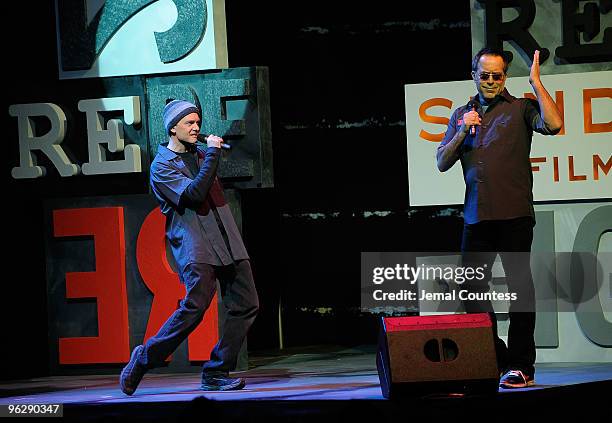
[201,375,246,391]
[499,370,535,388]
[120,345,147,395]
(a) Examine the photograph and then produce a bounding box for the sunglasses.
[477,71,505,82]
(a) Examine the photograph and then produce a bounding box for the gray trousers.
[139,259,259,376]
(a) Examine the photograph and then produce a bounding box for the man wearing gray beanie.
[120,99,259,395]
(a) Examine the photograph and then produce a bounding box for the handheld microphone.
[196,134,231,150]
[467,101,477,136]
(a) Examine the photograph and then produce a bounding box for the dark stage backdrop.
[4,1,471,379]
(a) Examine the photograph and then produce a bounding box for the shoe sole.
[120,345,144,395]
[500,379,535,389]
[200,379,246,391]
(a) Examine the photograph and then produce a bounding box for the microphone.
[467,101,477,136]
[196,134,231,150]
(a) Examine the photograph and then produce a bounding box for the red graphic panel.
[54,207,130,364]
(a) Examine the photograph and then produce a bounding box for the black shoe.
[120,345,146,395]
[201,375,246,391]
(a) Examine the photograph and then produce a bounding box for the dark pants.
[138,259,259,377]
[461,216,536,377]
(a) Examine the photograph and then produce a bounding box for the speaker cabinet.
[377,313,499,398]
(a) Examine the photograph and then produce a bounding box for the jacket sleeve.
[150,161,192,211]
[179,147,221,208]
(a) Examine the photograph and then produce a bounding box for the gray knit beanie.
[163,100,200,134]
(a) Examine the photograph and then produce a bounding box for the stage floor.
[1,346,611,421]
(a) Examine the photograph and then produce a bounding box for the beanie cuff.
[166,106,199,133]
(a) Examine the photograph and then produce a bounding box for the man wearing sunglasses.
[436,47,563,389]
